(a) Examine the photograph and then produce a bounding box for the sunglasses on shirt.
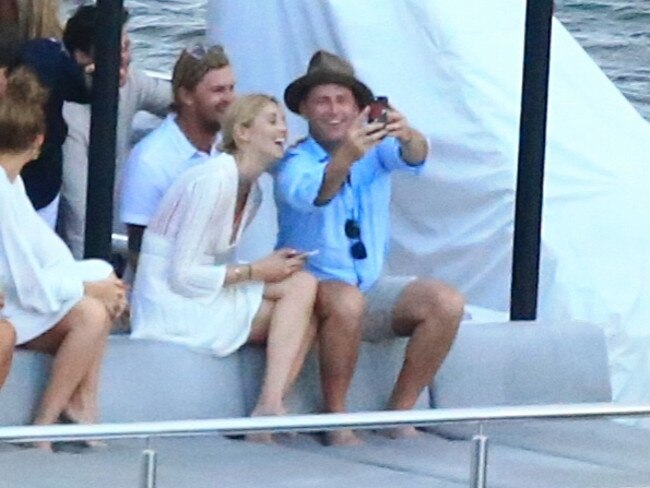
[345,219,367,260]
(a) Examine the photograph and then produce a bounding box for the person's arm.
[120,147,164,249]
[132,69,172,117]
[126,224,145,272]
[384,106,428,164]
[315,108,387,205]
[166,171,234,298]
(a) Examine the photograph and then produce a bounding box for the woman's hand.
[84,274,128,319]
[251,248,306,283]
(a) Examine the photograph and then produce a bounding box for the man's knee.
[400,280,464,328]
[316,281,365,331]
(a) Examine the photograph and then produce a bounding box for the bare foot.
[59,411,106,448]
[245,404,288,444]
[245,432,276,444]
[64,395,98,424]
[33,441,53,452]
[380,426,421,439]
[324,429,364,446]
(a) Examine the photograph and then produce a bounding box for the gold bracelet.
[247,264,253,281]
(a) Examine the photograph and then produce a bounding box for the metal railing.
[2,402,650,488]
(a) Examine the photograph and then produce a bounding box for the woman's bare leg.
[245,272,317,442]
[0,320,16,390]
[284,315,317,398]
[252,272,316,415]
[24,297,110,450]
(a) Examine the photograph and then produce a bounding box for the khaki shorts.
[362,276,416,342]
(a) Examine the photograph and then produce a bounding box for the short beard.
[200,119,221,135]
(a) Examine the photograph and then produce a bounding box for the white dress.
[130,154,265,356]
[0,168,113,344]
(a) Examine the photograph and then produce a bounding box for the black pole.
[510,0,554,320]
[83,0,123,260]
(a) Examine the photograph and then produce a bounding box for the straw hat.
[284,50,374,114]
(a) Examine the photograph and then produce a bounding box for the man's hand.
[338,107,388,162]
[315,108,387,205]
[384,104,429,164]
[251,249,307,283]
[384,106,413,143]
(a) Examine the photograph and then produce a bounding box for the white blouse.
[130,154,265,356]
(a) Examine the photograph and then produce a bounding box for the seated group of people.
[0,1,465,450]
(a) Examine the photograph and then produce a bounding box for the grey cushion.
[432,321,611,408]
[100,337,246,421]
[0,350,52,425]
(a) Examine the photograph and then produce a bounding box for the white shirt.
[119,114,219,227]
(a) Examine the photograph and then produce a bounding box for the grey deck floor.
[2,428,649,488]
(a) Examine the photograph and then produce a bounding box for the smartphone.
[368,96,389,124]
[294,249,319,258]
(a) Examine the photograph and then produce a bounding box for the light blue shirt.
[120,114,219,226]
[274,136,424,291]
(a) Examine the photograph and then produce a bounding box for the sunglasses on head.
[184,43,224,61]
[345,219,367,260]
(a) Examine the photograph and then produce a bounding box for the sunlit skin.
[239,102,288,167]
[299,83,360,150]
[189,65,236,132]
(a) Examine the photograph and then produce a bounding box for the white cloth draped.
[208,0,650,411]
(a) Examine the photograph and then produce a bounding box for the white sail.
[208,0,650,412]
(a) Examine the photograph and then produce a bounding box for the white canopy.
[208,0,650,411]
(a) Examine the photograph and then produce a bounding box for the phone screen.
[368,96,389,124]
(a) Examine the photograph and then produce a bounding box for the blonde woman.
[13,0,62,40]
[131,95,316,440]
[0,68,126,451]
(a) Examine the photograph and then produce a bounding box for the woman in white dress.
[0,68,127,450]
[131,94,317,434]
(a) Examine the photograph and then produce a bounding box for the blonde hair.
[172,44,230,111]
[16,0,62,41]
[0,66,47,152]
[219,94,279,155]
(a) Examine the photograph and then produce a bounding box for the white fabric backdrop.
[208,0,650,411]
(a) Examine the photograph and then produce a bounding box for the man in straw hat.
[274,50,464,445]
[120,44,235,272]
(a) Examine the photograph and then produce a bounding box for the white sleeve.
[132,69,172,117]
[61,102,91,259]
[0,178,83,313]
[164,173,232,300]
[120,148,165,226]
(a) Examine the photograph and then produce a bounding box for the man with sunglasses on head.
[120,44,235,272]
[274,51,464,446]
